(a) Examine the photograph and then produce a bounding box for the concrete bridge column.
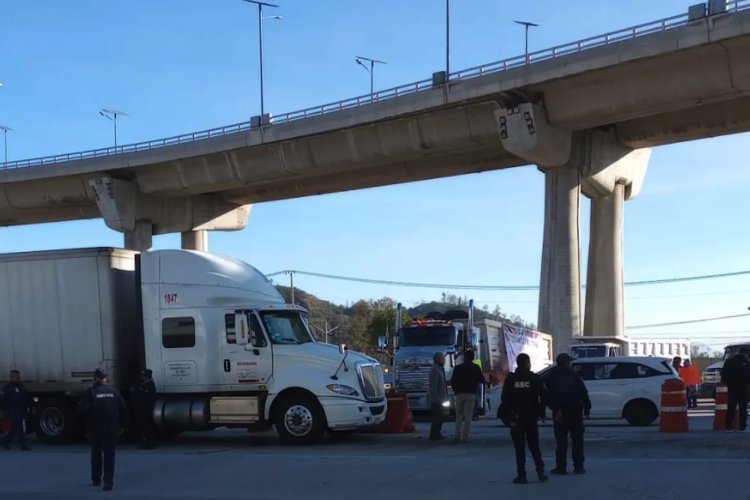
[581,133,650,337]
[496,102,579,354]
[124,221,153,251]
[89,177,250,252]
[537,167,582,354]
[181,230,208,251]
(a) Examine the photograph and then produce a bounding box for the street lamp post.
[0,125,11,167]
[241,0,280,121]
[99,109,127,148]
[513,20,539,64]
[446,0,451,77]
[355,56,386,98]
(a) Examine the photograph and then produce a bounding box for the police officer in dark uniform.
[544,353,591,475]
[501,353,548,484]
[133,369,157,449]
[2,370,31,451]
[79,368,128,491]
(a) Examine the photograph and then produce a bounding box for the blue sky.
[2,0,749,353]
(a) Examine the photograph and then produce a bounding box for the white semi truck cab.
[0,248,386,444]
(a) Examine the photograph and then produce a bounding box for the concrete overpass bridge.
[2,0,749,352]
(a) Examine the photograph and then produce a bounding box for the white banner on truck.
[503,324,550,373]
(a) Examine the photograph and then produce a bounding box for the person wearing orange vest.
[679,359,702,409]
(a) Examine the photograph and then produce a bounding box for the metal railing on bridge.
[3,0,749,170]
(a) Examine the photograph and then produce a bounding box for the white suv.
[540,356,679,426]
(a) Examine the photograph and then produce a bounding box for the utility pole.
[288,270,295,305]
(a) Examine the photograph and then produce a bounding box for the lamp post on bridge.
[0,125,11,167]
[355,56,386,99]
[445,0,451,78]
[99,109,127,148]
[241,0,281,121]
[513,20,539,64]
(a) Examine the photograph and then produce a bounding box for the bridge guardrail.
[3,0,749,170]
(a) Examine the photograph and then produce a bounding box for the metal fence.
[4,0,749,170]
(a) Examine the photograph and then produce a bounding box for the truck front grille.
[396,365,431,392]
[358,363,385,401]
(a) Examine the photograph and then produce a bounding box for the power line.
[626,313,750,330]
[265,268,750,291]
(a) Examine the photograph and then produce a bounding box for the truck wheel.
[274,395,326,445]
[623,399,658,426]
[35,397,78,444]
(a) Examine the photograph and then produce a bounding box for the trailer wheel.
[623,399,658,427]
[35,397,78,444]
[274,394,326,445]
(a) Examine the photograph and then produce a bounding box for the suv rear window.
[575,362,664,381]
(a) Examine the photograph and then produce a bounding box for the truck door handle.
[224,359,231,372]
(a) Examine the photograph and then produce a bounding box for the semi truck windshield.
[261,311,314,344]
[400,326,455,347]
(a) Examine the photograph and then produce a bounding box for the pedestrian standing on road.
[672,356,682,372]
[720,347,750,432]
[544,353,591,475]
[428,352,448,441]
[133,369,157,449]
[679,360,701,409]
[78,368,128,491]
[500,353,548,485]
[2,370,31,451]
[450,349,485,443]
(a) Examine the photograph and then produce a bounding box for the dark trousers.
[430,403,444,438]
[510,418,544,476]
[137,412,157,447]
[553,410,585,469]
[2,418,27,448]
[726,390,748,430]
[90,435,117,486]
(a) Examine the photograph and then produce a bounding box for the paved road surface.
[0,402,748,500]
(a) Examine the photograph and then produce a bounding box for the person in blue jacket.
[544,353,591,475]
[78,368,128,492]
[2,370,31,451]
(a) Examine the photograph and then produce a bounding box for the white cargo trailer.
[0,248,386,444]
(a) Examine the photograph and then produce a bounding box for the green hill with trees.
[275,287,532,356]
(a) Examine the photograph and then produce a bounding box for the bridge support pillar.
[497,102,578,354]
[497,103,651,352]
[537,166,582,356]
[89,177,251,251]
[181,230,208,252]
[581,131,650,338]
[124,221,153,251]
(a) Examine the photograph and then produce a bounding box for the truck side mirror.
[338,343,348,355]
[377,336,388,353]
[234,313,250,346]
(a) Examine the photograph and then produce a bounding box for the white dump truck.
[0,248,386,444]
[569,336,690,360]
[379,302,553,413]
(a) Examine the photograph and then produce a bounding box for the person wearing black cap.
[2,370,31,451]
[78,368,128,491]
[543,353,591,475]
[133,369,157,449]
[720,346,750,432]
[500,353,548,484]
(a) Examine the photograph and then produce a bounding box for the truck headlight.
[442,400,451,408]
[326,384,359,397]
